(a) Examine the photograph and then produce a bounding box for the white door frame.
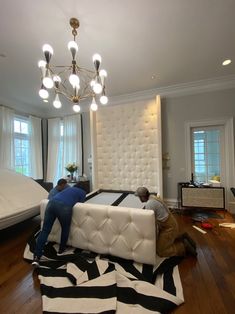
[185,117,235,210]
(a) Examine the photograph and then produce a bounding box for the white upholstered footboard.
[40,200,156,265]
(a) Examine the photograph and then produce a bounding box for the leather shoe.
[182,232,197,249]
[183,238,197,257]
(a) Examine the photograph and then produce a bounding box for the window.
[14,116,30,176]
[191,126,223,183]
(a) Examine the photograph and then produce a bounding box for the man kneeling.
[135,187,197,258]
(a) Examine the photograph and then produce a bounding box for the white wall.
[161,88,235,204]
[51,88,235,210]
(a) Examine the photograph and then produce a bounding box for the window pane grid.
[192,128,221,183]
[14,117,30,176]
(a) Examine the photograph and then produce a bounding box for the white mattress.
[0,168,48,229]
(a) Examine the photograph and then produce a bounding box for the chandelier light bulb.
[90,80,95,87]
[68,41,78,60]
[39,87,49,99]
[43,73,54,89]
[93,53,102,71]
[74,85,80,96]
[53,94,62,109]
[38,60,46,69]
[38,60,46,77]
[100,95,108,105]
[69,73,80,88]
[53,75,61,83]
[73,104,81,112]
[68,41,78,51]
[93,83,102,94]
[53,76,61,89]
[90,97,98,111]
[43,77,54,89]
[93,54,102,63]
[42,44,54,63]
[43,44,54,55]
[100,70,107,85]
[99,69,107,77]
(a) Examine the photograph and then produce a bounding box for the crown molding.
[109,74,235,106]
[1,75,235,116]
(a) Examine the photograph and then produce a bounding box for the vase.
[70,172,74,182]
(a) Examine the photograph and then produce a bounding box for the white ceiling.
[0,0,235,117]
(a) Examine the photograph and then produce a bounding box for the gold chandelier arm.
[57,90,75,102]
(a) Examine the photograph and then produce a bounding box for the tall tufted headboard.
[40,199,157,265]
[90,96,162,195]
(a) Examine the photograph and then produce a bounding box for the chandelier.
[38,18,108,112]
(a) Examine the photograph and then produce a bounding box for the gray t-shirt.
[145,196,170,222]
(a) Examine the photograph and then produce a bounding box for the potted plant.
[65,163,78,182]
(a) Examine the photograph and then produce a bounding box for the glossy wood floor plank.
[173,210,235,314]
[0,211,235,313]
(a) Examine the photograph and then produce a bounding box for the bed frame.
[40,198,157,265]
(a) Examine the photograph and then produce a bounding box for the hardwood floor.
[172,210,235,314]
[0,211,235,314]
[0,217,42,314]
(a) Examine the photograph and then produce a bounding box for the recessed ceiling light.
[43,99,48,103]
[222,59,231,66]
[151,75,156,80]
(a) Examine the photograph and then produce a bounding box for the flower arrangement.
[65,163,78,173]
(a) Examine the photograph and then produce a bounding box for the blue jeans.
[35,199,72,258]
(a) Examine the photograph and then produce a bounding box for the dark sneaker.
[183,238,197,257]
[182,232,197,249]
[32,257,40,268]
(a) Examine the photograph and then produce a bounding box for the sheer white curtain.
[46,114,82,184]
[63,114,82,177]
[29,116,43,179]
[46,118,61,184]
[0,106,14,169]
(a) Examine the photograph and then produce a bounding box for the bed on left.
[0,168,48,230]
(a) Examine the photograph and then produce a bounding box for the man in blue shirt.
[32,182,86,267]
[48,178,69,200]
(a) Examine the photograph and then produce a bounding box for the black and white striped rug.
[24,231,184,314]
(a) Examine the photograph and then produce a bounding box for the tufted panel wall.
[90,96,162,195]
[41,199,156,265]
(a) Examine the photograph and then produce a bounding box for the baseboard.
[228,201,235,214]
[164,198,178,209]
